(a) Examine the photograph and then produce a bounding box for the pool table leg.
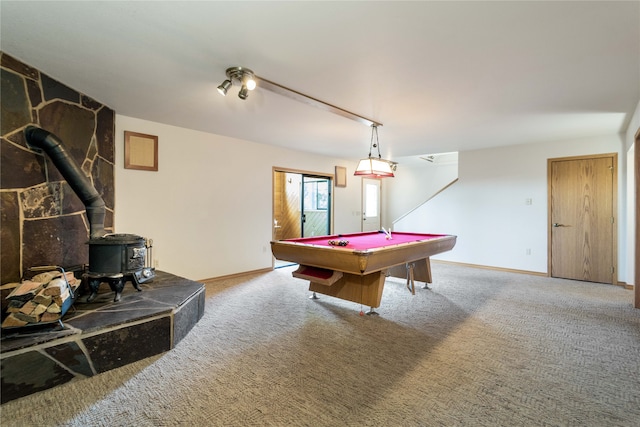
[308,271,386,309]
[421,257,433,289]
[406,263,416,294]
[387,257,433,290]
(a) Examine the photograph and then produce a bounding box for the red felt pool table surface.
[270,231,457,310]
[285,231,450,251]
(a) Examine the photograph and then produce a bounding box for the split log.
[43,278,67,296]
[6,300,25,313]
[53,286,70,307]
[32,303,48,317]
[6,281,44,301]
[31,271,59,284]
[33,292,53,306]
[19,300,39,315]
[46,303,61,313]
[1,314,28,328]
[40,311,61,323]
[12,311,40,324]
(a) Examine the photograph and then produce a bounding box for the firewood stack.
[2,271,80,328]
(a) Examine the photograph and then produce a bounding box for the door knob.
[553,223,565,227]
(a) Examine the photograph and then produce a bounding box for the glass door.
[273,170,332,242]
[302,176,331,237]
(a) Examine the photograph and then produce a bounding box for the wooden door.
[549,154,617,284]
[273,171,302,241]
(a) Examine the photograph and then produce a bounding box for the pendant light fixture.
[354,124,395,178]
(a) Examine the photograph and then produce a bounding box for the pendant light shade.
[354,157,394,177]
[354,125,394,178]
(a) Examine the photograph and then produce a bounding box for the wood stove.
[87,233,156,302]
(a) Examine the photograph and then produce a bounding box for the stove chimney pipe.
[24,126,106,239]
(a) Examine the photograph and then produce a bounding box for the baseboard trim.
[200,262,635,291]
[433,259,634,289]
[431,259,548,277]
[199,267,272,285]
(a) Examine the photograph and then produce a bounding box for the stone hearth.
[1,271,205,404]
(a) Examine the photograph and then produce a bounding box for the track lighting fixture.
[217,67,256,100]
[217,66,395,176]
[354,125,395,178]
[217,66,379,126]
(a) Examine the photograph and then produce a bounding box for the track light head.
[217,79,232,96]
[238,85,249,100]
[245,77,256,91]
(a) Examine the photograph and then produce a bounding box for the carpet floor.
[1,263,639,426]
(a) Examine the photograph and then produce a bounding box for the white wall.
[394,134,628,280]
[383,157,458,229]
[114,115,634,284]
[114,115,361,281]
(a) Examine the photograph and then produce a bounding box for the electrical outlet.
[526,248,531,255]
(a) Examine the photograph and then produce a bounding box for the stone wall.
[1,52,115,285]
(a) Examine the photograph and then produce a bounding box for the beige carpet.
[1,263,639,426]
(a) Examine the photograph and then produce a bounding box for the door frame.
[272,166,335,242]
[635,128,639,308]
[547,153,618,284]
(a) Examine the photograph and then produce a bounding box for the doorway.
[361,178,381,232]
[548,154,617,284]
[273,169,332,266]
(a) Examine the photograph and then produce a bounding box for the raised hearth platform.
[0,271,205,404]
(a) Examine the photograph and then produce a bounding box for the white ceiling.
[1,1,638,164]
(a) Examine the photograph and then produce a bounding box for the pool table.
[270,231,457,312]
